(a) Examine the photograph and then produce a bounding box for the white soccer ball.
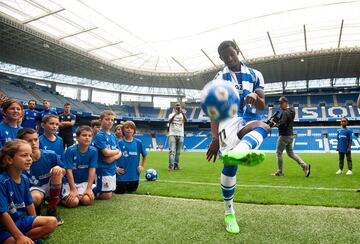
[200,80,240,121]
[145,168,158,181]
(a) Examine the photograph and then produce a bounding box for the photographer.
[168,103,187,171]
[272,97,311,177]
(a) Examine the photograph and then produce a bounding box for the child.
[39,114,64,160]
[0,139,57,243]
[17,128,65,225]
[92,110,122,199]
[116,121,147,194]
[336,117,353,175]
[114,124,123,142]
[0,99,23,148]
[62,126,97,207]
[90,119,101,137]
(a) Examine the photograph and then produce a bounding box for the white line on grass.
[148,179,357,192]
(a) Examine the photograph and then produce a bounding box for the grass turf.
[45,151,360,243]
[138,152,360,208]
[47,194,360,243]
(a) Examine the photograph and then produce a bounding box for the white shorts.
[61,182,96,199]
[30,183,50,197]
[218,116,247,153]
[96,175,116,193]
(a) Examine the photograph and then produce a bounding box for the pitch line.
[150,179,356,192]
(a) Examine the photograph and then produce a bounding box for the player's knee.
[46,217,58,232]
[80,195,93,205]
[32,193,43,206]
[98,192,112,200]
[65,197,79,208]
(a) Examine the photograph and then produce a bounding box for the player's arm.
[101,148,120,157]
[103,151,122,164]
[181,110,187,122]
[66,169,78,204]
[0,212,33,243]
[84,168,95,201]
[357,94,360,108]
[206,120,220,162]
[347,132,352,152]
[168,112,178,123]
[26,203,36,216]
[138,155,147,173]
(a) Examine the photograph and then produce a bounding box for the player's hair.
[76,125,93,137]
[218,40,239,55]
[28,99,37,104]
[2,99,23,113]
[115,124,123,131]
[42,114,59,123]
[100,110,116,119]
[64,102,71,107]
[90,119,101,128]
[123,120,136,134]
[0,139,29,173]
[17,128,37,139]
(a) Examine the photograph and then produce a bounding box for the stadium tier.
[1,78,360,122]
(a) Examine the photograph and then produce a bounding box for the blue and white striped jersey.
[214,64,265,122]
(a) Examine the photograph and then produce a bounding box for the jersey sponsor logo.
[128,152,138,156]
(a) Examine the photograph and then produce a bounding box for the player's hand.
[138,165,144,173]
[84,189,95,201]
[243,92,258,106]
[115,151,122,160]
[116,167,124,175]
[66,190,78,205]
[336,148,338,151]
[15,235,34,244]
[50,166,63,176]
[206,138,219,162]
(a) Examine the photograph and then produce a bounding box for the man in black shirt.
[58,103,76,149]
[272,97,311,177]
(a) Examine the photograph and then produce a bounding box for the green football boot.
[221,149,265,166]
[224,214,240,234]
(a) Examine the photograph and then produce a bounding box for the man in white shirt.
[168,103,187,171]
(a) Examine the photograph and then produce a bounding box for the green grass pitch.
[47,151,360,243]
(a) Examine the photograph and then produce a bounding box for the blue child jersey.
[116,138,147,182]
[214,64,265,122]
[21,109,39,129]
[38,109,57,135]
[0,122,22,148]
[39,134,64,161]
[93,130,118,176]
[337,128,353,153]
[63,144,98,184]
[0,172,33,224]
[24,149,63,187]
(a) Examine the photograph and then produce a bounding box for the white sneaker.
[346,170,352,175]
[336,169,343,175]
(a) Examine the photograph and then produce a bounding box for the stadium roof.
[1,0,360,90]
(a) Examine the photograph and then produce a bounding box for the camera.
[266,111,281,127]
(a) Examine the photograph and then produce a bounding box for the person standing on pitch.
[21,99,39,130]
[58,103,76,149]
[272,96,311,177]
[168,103,187,171]
[206,40,271,234]
[336,117,353,175]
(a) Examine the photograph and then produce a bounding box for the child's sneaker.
[336,169,343,175]
[222,150,265,166]
[346,170,352,175]
[224,214,240,234]
[46,208,64,226]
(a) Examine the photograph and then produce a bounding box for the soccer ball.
[145,169,158,181]
[200,80,240,121]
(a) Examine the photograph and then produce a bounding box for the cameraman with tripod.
[168,103,187,171]
[272,97,311,177]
